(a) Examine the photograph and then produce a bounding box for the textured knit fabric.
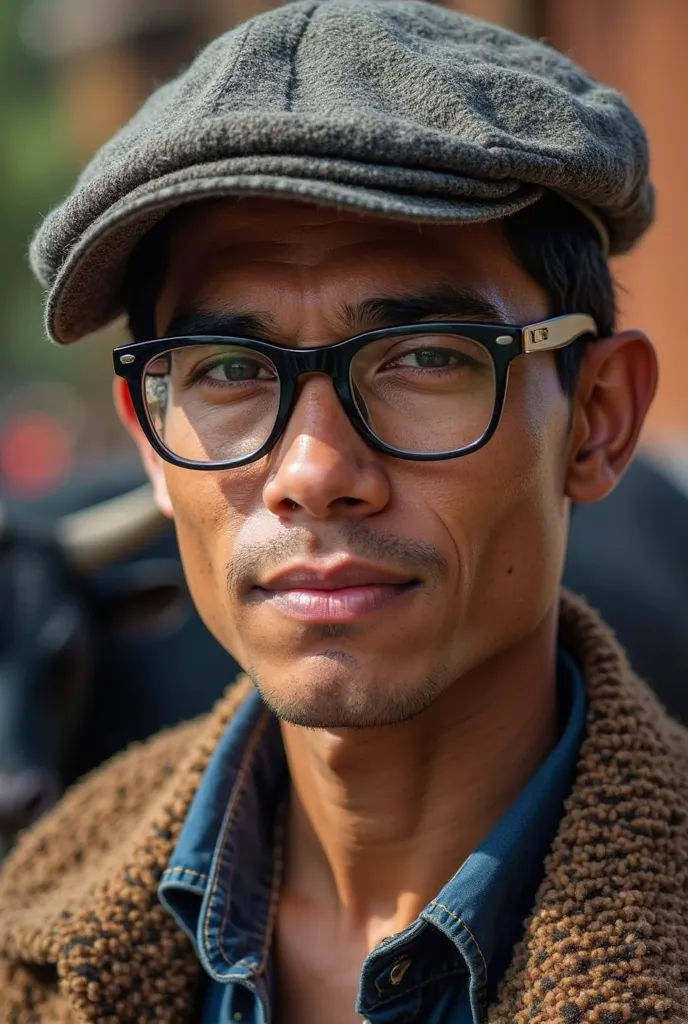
[159,653,585,1024]
[1,594,687,1023]
[29,0,654,345]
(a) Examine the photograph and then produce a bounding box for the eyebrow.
[165,308,278,339]
[338,285,506,333]
[163,285,506,342]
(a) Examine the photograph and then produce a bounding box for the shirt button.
[232,1015,243,1022]
[389,956,412,986]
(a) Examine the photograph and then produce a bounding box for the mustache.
[227,521,448,597]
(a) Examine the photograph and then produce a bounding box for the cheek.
[428,360,571,626]
[479,362,570,586]
[162,465,259,649]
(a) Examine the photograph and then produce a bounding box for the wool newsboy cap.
[31,0,654,345]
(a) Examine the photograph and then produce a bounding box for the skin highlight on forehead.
[155,197,551,343]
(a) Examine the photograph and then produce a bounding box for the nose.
[263,377,391,521]
[0,769,60,837]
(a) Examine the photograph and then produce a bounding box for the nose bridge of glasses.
[287,342,346,381]
[282,344,360,443]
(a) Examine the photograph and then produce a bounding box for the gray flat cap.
[31,0,654,345]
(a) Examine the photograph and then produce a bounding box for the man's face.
[140,198,574,728]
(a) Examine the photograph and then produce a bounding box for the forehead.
[157,197,549,330]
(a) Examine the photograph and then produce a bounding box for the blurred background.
[1,0,687,503]
[1,0,687,854]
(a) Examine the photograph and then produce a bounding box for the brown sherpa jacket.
[1,594,688,1023]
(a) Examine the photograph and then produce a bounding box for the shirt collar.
[159,689,287,980]
[421,650,586,1002]
[159,650,585,1010]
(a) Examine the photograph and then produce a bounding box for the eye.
[395,347,469,370]
[202,357,275,383]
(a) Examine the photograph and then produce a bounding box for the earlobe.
[565,330,658,504]
[112,376,174,519]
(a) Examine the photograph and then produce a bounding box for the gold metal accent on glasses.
[523,314,596,353]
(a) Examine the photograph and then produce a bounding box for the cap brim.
[45,163,544,344]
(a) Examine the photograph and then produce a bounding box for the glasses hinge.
[524,327,550,350]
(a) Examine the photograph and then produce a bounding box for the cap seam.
[286,4,321,113]
[209,23,254,116]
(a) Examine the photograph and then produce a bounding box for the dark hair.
[124,191,615,395]
[504,192,616,393]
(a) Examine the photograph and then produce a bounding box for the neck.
[280,604,560,952]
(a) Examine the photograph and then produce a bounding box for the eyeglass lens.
[142,333,497,464]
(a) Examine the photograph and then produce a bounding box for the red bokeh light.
[0,411,74,498]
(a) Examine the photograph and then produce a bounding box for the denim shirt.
[159,653,585,1024]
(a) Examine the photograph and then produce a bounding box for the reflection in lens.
[142,345,280,464]
[144,355,170,436]
[350,332,495,454]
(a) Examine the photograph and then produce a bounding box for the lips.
[253,561,419,623]
[260,561,417,592]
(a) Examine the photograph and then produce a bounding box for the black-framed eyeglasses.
[113,314,597,470]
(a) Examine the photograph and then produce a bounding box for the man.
[0,2,681,1022]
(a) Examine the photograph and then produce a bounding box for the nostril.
[0,770,60,834]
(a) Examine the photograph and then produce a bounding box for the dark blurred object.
[565,455,688,720]
[0,464,240,857]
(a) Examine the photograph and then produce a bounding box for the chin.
[248,654,449,730]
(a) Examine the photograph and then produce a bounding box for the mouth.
[251,561,421,624]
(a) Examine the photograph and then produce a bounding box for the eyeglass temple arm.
[522,314,598,354]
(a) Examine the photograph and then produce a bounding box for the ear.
[113,377,174,519]
[565,330,658,504]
